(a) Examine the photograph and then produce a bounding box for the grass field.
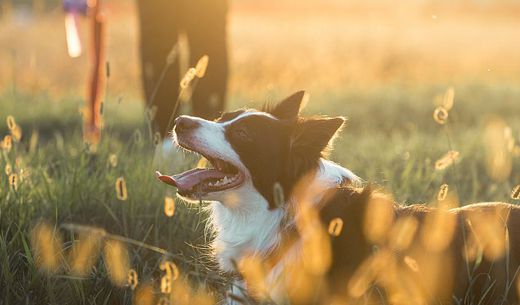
[1,0,520,304]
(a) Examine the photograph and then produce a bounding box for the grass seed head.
[166,44,179,65]
[128,269,138,290]
[9,173,18,190]
[5,164,12,175]
[195,55,209,78]
[2,135,12,152]
[160,261,179,293]
[153,132,161,146]
[421,198,457,252]
[433,106,449,125]
[109,153,118,167]
[30,222,63,273]
[483,118,512,181]
[164,196,175,217]
[11,125,22,141]
[69,232,103,276]
[6,115,16,130]
[29,130,39,153]
[133,282,155,305]
[103,240,130,287]
[403,255,419,272]
[180,68,196,89]
[328,217,344,237]
[389,216,419,251]
[133,130,142,144]
[442,87,455,110]
[115,177,128,201]
[238,254,269,299]
[437,184,449,201]
[435,150,460,170]
[512,185,520,200]
[364,194,394,243]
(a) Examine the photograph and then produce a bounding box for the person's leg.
[137,0,181,137]
[182,0,229,120]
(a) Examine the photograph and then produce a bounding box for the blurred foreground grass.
[1,82,519,303]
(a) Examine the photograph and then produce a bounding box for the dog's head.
[157,91,353,209]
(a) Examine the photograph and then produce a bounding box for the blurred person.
[137,0,229,138]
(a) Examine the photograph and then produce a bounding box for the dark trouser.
[137,0,228,137]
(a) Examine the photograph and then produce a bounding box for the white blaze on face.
[172,112,276,208]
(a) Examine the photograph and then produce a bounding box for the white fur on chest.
[209,159,359,273]
[208,182,284,272]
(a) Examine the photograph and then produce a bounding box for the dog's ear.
[269,90,307,120]
[290,116,345,160]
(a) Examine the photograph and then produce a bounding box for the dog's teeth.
[223,176,229,184]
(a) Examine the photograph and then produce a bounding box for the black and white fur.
[157,91,359,303]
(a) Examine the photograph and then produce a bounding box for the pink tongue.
[155,169,227,192]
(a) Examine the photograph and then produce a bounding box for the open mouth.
[156,154,244,197]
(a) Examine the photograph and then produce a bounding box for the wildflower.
[115,177,128,201]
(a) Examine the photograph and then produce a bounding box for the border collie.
[156,91,520,305]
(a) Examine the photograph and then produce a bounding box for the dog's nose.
[174,116,199,133]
